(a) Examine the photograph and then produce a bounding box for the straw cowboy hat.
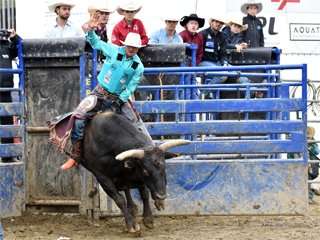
[225,19,248,32]
[307,126,316,138]
[117,1,142,15]
[160,16,180,22]
[208,17,226,24]
[48,0,75,13]
[180,14,205,28]
[241,0,263,15]
[120,32,145,48]
[88,2,115,15]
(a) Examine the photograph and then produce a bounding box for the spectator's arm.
[196,36,203,66]
[259,25,265,47]
[219,36,228,66]
[9,33,22,59]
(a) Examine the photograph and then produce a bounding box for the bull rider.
[47,12,150,170]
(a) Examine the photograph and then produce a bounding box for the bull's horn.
[158,140,191,152]
[115,149,145,161]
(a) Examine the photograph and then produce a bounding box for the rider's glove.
[110,98,124,113]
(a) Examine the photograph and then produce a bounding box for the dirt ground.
[2,195,320,240]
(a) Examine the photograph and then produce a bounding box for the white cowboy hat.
[117,1,142,15]
[120,32,146,48]
[160,16,179,22]
[208,17,226,24]
[88,2,115,15]
[48,0,76,13]
[240,0,263,15]
[225,19,248,32]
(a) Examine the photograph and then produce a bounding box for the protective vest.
[98,53,139,95]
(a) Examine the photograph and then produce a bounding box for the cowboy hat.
[117,0,142,15]
[48,0,75,13]
[307,126,316,138]
[225,19,248,32]
[88,2,115,15]
[120,32,146,48]
[208,17,226,24]
[160,16,179,22]
[180,14,205,28]
[240,0,263,15]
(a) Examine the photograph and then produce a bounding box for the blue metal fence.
[86,45,308,215]
[0,42,308,217]
[0,39,26,217]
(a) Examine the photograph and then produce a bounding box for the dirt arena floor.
[2,195,320,240]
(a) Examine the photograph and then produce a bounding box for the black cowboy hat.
[180,13,205,28]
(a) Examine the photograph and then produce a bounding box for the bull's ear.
[124,161,134,168]
[165,152,179,159]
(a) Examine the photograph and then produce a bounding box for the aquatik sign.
[271,0,300,10]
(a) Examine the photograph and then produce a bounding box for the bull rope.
[157,72,164,141]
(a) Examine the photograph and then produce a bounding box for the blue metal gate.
[0,40,26,217]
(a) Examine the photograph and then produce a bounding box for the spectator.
[238,0,264,48]
[222,19,248,52]
[198,17,228,85]
[0,29,21,163]
[221,19,252,85]
[149,16,183,43]
[111,0,148,46]
[44,0,84,38]
[179,14,204,66]
[287,126,320,204]
[82,2,115,62]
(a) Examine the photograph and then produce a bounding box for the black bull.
[80,111,190,233]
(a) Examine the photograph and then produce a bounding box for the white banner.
[290,24,320,41]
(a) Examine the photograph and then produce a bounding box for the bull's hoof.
[128,227,141,237]
[127,221,140,234]
[143,217,155,229]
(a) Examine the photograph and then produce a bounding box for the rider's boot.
[60,140,82,170]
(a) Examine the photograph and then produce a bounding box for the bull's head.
[115,140,190,211]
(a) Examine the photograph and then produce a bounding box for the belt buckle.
[108,94,118,100]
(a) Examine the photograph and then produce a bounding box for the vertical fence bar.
[179,63,185,123]
[2,0,6,29]
[6,0,10,29]
[302,64,308,165]
[80,52,86,100]
[18,38,26,211]
[185,74,191,141]
[11,0,14,30]
[91,48,98,90]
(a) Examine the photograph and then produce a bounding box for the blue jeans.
[71,99,151,143]
[199,61,251,84]
[71,99,118,143]
[199,61,228,84]
[309,175,313,201]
